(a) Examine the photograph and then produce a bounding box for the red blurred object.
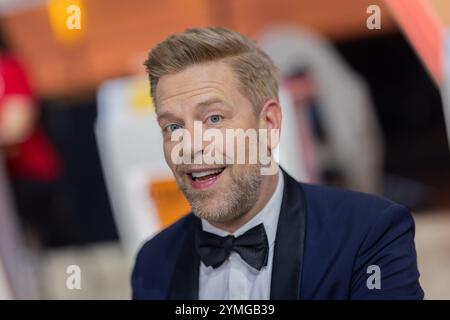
[0,54,60,181]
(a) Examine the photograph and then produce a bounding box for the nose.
[180,121,205,164]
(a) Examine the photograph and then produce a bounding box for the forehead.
[156,62,238,110]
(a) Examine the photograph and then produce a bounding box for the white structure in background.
[96,76,171,258]
[274,87,310,183]
[0,154,39,299]
[259,27,384,194]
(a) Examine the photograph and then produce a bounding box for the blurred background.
[1,0,450,299]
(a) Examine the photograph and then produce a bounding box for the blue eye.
[166,123,181,132]
[208,115,222,124]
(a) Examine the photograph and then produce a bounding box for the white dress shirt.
[199,171,284,300]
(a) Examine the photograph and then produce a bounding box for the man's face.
[156,61,264,223]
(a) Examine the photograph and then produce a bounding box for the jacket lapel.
[168,215,200,299]
[270,169,306,299]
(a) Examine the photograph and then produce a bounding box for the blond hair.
[144,27,279,111]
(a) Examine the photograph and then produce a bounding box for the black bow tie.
[195,223,269,270]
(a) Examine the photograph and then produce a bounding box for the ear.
[259,99,282,150]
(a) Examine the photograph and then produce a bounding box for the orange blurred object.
[47,0,85,45]
[149,179,191,228]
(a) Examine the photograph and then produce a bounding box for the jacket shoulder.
[131,213,195,299]
[300,182,401,224]
[297,182,423,299]
[137,213,194,257]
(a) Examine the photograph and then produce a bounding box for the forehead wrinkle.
[157,83,228,111]
[156,61,240,105]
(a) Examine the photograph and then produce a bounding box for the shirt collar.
[201,169,284,246]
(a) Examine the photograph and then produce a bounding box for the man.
[132,27,424,300]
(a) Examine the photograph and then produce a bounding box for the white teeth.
[191,169,223,178]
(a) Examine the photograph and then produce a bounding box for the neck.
[208,171,279,233]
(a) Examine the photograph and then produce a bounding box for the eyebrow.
[157,97,226,122]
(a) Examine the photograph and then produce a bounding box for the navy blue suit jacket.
[132,170,424,299]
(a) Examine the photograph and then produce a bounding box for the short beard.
[179,165,262,223]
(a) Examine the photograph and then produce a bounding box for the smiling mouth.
[188,167,225,182]
[184,166,227,190]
